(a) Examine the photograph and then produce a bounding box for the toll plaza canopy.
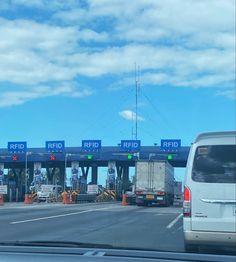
[0,146,190,168]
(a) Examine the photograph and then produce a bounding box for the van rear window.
[192,145,236,183]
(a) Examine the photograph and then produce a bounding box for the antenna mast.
[134,63,140,140]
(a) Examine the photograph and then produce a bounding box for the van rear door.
[190,145,236,232]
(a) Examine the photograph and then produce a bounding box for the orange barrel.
[62,191,67,204]
[71,191,78,203]
[24,194,32,204]
[0,194,4,206]
[122,194,127,206]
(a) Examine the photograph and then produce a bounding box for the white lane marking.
[10,207,109,225]
[171,225,183,234]
[0,204,62,210]
[166,213,183,229]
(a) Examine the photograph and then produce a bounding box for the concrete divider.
[77,194,96,203]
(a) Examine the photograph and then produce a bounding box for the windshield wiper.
[0,240,114,249]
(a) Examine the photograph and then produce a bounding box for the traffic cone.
[24,194,33,204]
[122,194,127,206]
[0,194,4,206]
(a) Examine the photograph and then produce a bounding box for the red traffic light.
[50,155,56,161]
[12,155,18,161]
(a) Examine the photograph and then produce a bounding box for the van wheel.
[185,243,199,253]
[137,203,144,206]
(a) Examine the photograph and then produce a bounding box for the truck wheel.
[167,196,173,207]
[167,197,172,207]
[162,197,169,207]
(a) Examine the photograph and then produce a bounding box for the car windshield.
[0,0,235,258]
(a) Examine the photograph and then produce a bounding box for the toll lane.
[0,203,184,252]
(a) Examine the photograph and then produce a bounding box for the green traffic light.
[167,154,173,160]
[127,154,133,160]
[87,155,93,160]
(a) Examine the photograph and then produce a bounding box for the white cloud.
[78,29,109,42]
[53,9,88,23]
[119,110,144,121]
[69,45,234,88]
[54,0,235,49]
[0,18,109,85]
[0,0,235,106]
[0,83,93,107]
[215,89,236,100]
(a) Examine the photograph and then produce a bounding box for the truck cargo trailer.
[135,160,174,206]
[174,181,182,200]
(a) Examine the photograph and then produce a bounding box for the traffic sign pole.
[64,153,71,192]
[25,152,28,194]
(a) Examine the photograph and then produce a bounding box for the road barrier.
[61,188,117,204]
[62,192,71,204]
[31,192,38,202]
[71,191,78,203]
[0,194,4,205]
[61,191,79,204]
[96,188,117,202]
[77,194,96,203]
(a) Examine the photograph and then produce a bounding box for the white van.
[183,131,236,252]
[37,185,62,202]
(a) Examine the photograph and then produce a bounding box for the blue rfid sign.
[46,141,65,152]
[8,142,27,153]
[82,140,102,151]
[120,140,141,152]
[161,139,181,151]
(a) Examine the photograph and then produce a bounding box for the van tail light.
[183,186,191,217]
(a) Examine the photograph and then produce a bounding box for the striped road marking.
[166,213,183,229]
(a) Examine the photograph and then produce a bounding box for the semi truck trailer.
[135,160,174,206]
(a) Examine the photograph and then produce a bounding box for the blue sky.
[0,0,235,183]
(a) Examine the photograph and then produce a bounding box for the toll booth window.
[192,145,236,183]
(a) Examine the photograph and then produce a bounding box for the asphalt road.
[0,202,184,252]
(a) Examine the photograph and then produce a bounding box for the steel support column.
[28,166,34,187]
[91,165,98,185]
[122,165,129,192]
[80,166,89,193]
[116,165,123,180]
[81,166,90,179]
[58,165,65,188]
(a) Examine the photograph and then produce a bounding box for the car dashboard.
[0,245,235,262]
